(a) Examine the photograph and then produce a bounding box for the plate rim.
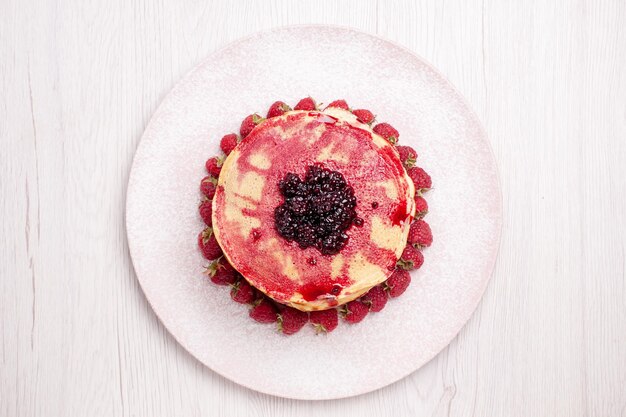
[125,24,503,400]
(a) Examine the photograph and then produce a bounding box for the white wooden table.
[2,1,625,415]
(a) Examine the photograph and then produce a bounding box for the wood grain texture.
[1,0,625,415]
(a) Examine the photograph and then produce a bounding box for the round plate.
[126,25,502,400]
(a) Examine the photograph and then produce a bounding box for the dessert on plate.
[198,98,432,334]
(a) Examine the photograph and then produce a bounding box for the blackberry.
[279,173,304,197]
[274,165,359,255]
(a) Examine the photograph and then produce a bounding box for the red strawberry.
[199,199,212,225]
[385,269,411,298]
[326,99,349,110]
[267,101,292,118]
[250,298,278,323]
[408,166,432,192]
[373,123,400,145]
[197,227,222,260]
[414,195,428,218]
[240,113,265,138]
[278,306,309,335]
[408,219,433,248]
[341,300,369,323]
[361,285,388,312]
[205,156,223,177]
[205,257,237,286]
[352,109,375,125]
[231,279,255,304]
[396,145,417,168]
[294,96,317,111]
[309,309,339,334]
[220,133,239,155]
[396,245,424,270]
[200,176,217,199]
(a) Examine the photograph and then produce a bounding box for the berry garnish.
[200,176,217,199]
[361,285,388,312]
[204,257,237,286]
[408,167,432,193]
[414,196,428,218]
[267,101,292,118]
[199,200,212,225]
[373,123,399,145]
[240,113,265,138]
[205,156,223,177]
[352,109,375,125]
[274,165,358,255]
[396,245,424,270]
[294,96,317,111]
[197,227,222,260]
[341,300,369,323]
[249,298,278,323]
[278,306,309,335]
[231,278,255,304]
[326,99,349,110]
[408,219,433,248]
[396,145,417,168]
[220,133,239,155]
[385,269,411,298]
[309,309,339,334]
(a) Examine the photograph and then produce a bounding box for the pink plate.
[126,25,502,400]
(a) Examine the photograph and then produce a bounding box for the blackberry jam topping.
[274,165,361,255]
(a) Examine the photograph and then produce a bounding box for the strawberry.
[361,285,388,312]
[249,298,278,323]
[341,300,369,323]
[326,99,349,110]
[294,96,317,111]
[352,109,375,125]
[220,133,239,155]
[197,227,222,260]
[396,245,424,270]
[408,166,432,192]
[205,156,223,177]
[240,113,264,138]
[385,269,411,298]
[396,145,417,168]
[408,219,433,248]
[267,101,292,118]
[231,278,255,304]
[204,257,237,286]
[373,123,399,145]
[278,306,309,335]
[200,176,217,199]
[199,199,212,225]
[414,195,428,218]
[309,309,339,334]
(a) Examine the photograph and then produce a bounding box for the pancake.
[212,108,415,311]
